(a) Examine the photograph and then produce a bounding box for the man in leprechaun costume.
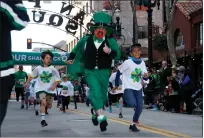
[67,11,120,132]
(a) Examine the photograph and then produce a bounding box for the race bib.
[19,79,25,85]
[62,90,68,95]
[74,91,79,96]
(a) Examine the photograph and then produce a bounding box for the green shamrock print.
[63,86,68,90]
[131,68,142,82]
[40,71,52,83]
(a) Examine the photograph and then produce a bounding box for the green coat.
[67,35,121,74]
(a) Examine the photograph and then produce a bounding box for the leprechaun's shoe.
[91,108,98,126]
[97,115,108,132]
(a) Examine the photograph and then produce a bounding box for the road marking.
[68,109,190,138]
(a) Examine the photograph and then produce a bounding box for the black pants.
[62,96,70,111]
[145,91,154,105]
[15,87,25,101]
[0,75,14,127]
[108,93,123,107]
[185,95,195,114]
[166,95,180,112]
[73,95,79,108]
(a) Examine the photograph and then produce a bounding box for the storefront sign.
[12,52,69,65]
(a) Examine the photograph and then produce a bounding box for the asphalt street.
[1,101,203,137]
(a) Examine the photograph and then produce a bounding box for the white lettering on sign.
[22,55,27,61]
[13,54,26,61]
[61,56,67,61]
[12,53,68,64]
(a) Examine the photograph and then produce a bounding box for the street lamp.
[139,0,160,68]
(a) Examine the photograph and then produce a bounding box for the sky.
[12,1,77,73]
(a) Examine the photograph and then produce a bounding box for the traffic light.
[27,38,32,49]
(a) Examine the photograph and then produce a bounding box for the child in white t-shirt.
[59,74,74,112]
[115,43,149,132]
[84,84,90,107]
[25,50,60,127]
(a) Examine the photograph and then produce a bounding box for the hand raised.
[103,44,111,54]
[66,60,73,64]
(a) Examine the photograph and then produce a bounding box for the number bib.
[74,91,79,96]
[19,79,25,85]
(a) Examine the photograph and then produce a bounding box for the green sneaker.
[91,108,98,126]
[97,115,107,123]
[97,115,108,132]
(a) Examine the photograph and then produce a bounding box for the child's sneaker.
[151,107,159,111]
[21,104,24,109]
[91,108,98,126]
[97,115,108,132]
[35,110,39,116]
[109,107,112,113]
[129,124,140,132]
[119,113,123,118]
[116,102,119,108]
[100,120,108,132]
[41,120,48,127]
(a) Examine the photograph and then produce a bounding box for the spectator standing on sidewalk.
[160,61,172,95]
[177,66,194,114]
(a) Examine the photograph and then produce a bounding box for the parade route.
[1,101,202,137]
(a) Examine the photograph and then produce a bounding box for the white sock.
[119,98,123,114]
[35,104,40,111]
[41,113,45,121]
[97,115,105,120]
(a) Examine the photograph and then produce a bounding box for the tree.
[153,34,168,51]
[165,0,177,65]
[153,34,168,60]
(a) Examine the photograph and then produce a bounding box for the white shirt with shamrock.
[31,66,61,95]
[119,59,149,91]
[109,72,124,95]
[60,81,74,97]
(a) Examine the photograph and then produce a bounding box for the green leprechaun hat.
[90,11,112,36]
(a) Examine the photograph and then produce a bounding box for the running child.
[109,64,124,118]
[60,74,74,112]
[115,43,149,132]
[84,84,90,107]
[25,50,60,127]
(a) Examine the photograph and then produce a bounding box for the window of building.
[138,26,148,39]
[90,0,92,12]
[71,41,73,50]
[196,22,203,46]
[175,31,184,50]
[86,2,88,16]
[83,6,85,12]
[74,39,76,46]
[68,43,70,52]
